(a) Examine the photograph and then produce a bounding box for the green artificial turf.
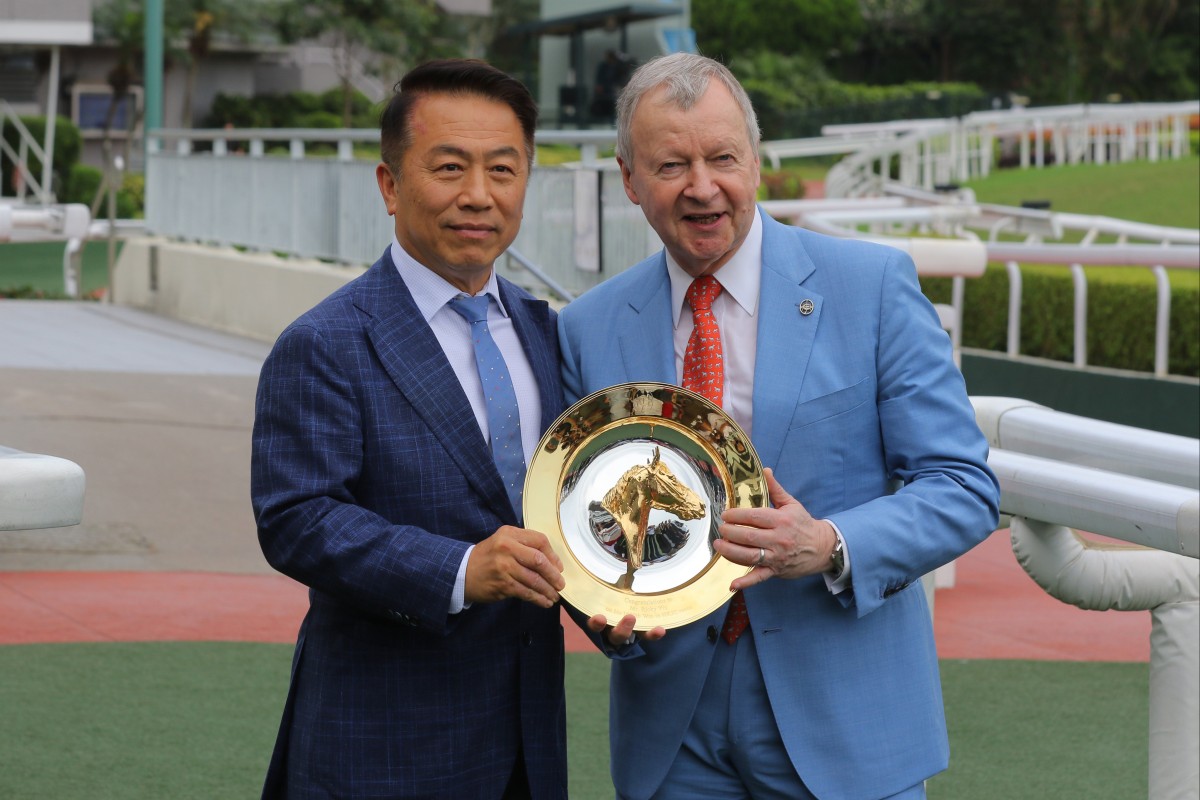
[0,240,118,298]
[0,643,1149,799]
[963,155,1200,231]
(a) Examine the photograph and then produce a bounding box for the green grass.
[963,155,1200,230]
[0,240,119,298]
[0,643,1148,799]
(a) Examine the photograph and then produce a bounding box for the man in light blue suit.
[558,54,1000,800]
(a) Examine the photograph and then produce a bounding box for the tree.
[92,0,146,139]
[853,0,1198,103]
[691,0,865,63]
[1057,0,1198,102]
[273,0,446,127]
[170,0,264,127]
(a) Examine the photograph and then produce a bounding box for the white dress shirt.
[391,239,543,613]
[665,210,762,438]
[663,214,851,591]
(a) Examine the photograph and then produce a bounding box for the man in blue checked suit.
[560,54,1000,800]
[252,60,567,799]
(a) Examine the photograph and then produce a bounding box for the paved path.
[0,300,1150,660]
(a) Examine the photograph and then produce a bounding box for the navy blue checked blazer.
[252,248,567,799]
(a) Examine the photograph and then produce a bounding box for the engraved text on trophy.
[599,447,706,588]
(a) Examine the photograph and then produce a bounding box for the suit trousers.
[632,630,928,800]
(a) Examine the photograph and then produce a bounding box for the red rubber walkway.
[0,530,1150,661]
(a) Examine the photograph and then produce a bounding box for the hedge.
[0,115,81,200]
[205,88,379,130]
[921,266,1199,377]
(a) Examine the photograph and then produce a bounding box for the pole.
[42,46,61,204]
[143,0,164,150]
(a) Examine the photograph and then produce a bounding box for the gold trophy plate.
[524,382,767,630]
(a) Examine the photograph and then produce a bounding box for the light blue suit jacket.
[558,210,1000,800]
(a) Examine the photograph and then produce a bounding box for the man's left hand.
[714,468,838,591]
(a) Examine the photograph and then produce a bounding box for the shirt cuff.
[449,544,475,615]
[822,520,851,595]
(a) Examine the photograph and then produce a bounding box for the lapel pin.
[798,299,815,316]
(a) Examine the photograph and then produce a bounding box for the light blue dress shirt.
[390,239,543,613]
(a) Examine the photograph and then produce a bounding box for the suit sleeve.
[827,248,1000,618]
[251,322,470,634]
[558,305,586,405]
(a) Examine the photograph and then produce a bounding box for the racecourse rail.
[128,101,1200,376]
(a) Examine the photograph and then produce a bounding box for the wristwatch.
[828,535,846,579]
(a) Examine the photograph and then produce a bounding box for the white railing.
[972,397,1198,799]
[823,101,1198,200]
[144,126,659,299]
[0,201,93,296]
[0,99,54,205]
[138,117,1199,376]
[775,183,1199,377]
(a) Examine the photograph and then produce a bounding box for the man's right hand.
[465,526,565,608]
[586,613,667,648]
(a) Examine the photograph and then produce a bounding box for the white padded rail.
[973,396,1200,490]
[988,448,1198,558]
[0,445,85,531]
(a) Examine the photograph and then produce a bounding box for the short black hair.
[379,59,538,173]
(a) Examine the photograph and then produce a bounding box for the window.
[71,84,143,136]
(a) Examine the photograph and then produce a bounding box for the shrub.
[0,115,82,200]
[921,265,1199,377]
[120,172,145,219]
[62,163,143,218]
[729,49,990,139]
[757,169,808,200]
[64,163,103,207]
[206,89,381,130]
[295,111,342,130]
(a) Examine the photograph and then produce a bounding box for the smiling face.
[375,92,528,294]
[619,80,761,278]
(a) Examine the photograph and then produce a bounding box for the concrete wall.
[112,238,364,344]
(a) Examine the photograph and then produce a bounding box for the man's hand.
[465,526,566,608]
[714,468,839,591]
[586,613,666,648]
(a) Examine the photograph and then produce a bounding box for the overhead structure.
[503,3,690,126]
[0,1,94,205]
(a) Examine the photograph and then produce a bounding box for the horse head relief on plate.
[525,382,767,630]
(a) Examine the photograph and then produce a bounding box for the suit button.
[522,631,533,646]
[707,626,717,644]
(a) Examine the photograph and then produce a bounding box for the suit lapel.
[618,256,676,384]
[751,214,823,469]
[356,253,513,521]
[499,279,563,432]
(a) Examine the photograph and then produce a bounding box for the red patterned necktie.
[682,277,748,645]
[682,276,724,404]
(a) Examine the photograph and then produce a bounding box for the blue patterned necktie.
[447,293,527,521]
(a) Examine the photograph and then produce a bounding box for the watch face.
[829,539,845,575]
[524,382,767,630]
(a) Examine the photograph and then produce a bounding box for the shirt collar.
[390,238,508,323]
[666,209,763,328]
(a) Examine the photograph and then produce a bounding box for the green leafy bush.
[728,50,990,139]
[205,89,378,129]
[64,163,103,207]
[295,111,342,129]
[922,266,1199,377]
[757,168,808,200]
[0,115,82,200]
[61,163,143,218]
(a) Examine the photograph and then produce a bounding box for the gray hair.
[615,53,761,164]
